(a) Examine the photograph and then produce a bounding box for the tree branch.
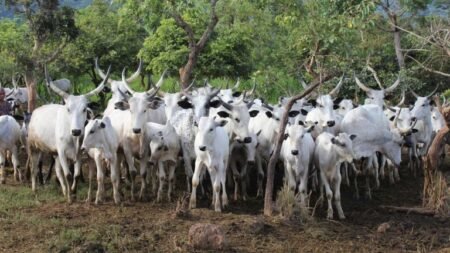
[168,0,195,48]
[196,0,219,49]
[406,55,450,77]
[39,39,67,65]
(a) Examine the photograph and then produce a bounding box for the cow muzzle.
[327,121,335,127]
[199,146,206,152]
[291,150,299,156]
[72,129,82,136]
[133,128,141,134]
[244,137,252,143]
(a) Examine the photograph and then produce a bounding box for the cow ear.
[333,104,339,110]
[412,128,419,133]
[298,120,304,126]
[306,125,314,132]
[209,100,221,108]
[384,94,393,100]
[429,100,436,106]
[148,100,163,109]
[217,111,230,118]
[177,99,193,109]
[88,102,100,110]
[301,109,308,116]
[284,133,289,140]
[100,122,106,129]
[217,120,228,127]
[389,116,395,121]
[102,86,111,93]
[232,91,242,97]
[249,110,259,117]
[12,115,24,121]
[164,145,169,151]
[333,97,343,104]
[288,110,300,117]
[352,103,359,108]
[308,99,317,107]
[265,111,273,118]
[331,137,337,145]
[114,101,129,110]
[349,134,357,140]
[278,96,285,105]
[256,129,262,136]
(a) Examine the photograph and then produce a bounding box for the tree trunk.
[391,15,405,69]
[424,106,450,216]
[179,49,199,89]
[264,74,334,216]
[24,67,37,113]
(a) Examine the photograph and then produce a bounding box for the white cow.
[314,132,357,219]
[81,117,121,204]
[280,124,315,207]
[145,122,181,202]
[28,67,110,203]
[111,69,166,200]
[0,115,22,183]
[190,117,229,212]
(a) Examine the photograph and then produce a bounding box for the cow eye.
[235,118,240,123]
[209,128,213,132]
[144,109,147,113]
[67,108,70,113]
[90,130,94,134]
[83,108,87,112]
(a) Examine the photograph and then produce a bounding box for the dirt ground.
[0,157,449,253]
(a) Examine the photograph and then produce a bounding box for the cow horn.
[217,96,233,111]
[121,68,136,95]
[85,65,111,98]
[247,79,257,97]
[396,90,405,107]
[426,84,439,98]
[12,74,18,89]
[94,57,112,84]
[393,107,401,128]
[384,76,400,93]
[207,88,220,101]
[45,65,69,99]
[147,69,167,95]
[329,74,344,98]
[232,78,240,90]
[354,74,372,93]
[126,58,142,83]
[184,78,196,92]
[410,88,419,98]
[5,89,14,98]
[367,66,384,89]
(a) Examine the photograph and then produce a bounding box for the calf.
[145,122,181,202]
[0,115,22,183]
[81,117,121,204]
[190,117,229,212]
[314,132,356,219]
[280,124,315,207]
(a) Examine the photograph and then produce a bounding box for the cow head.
[114,68,165,134]
[81,118,108,152]
[354,73,400,108]
[195,116,227,152]
[45,65,110,137]
[284,125,314,157]
[410,85,439,122]
[331,133,357,163]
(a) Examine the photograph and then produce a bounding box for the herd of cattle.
[0,61,446,219]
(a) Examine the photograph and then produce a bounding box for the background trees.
[0,0,448,105]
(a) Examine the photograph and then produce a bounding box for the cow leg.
[240,162,248,201]
[30,150,41,194]
[168,161,176,202]
[71,159,82,195]
[256,154,264,197]
[372,155,380,189]
[210,168,221,212]
[379,155,386,181]
[123,147,137,201]
[0,152,5,184]
[86,159,95,203]
[334,169,345,219]
[182,144,193,192]
[230,160,239,201]
[53,158,67,198]
[37,154,45,185]
[94,153,104,205]
[151,163,158,196]
[11,146,21,182]
[286,163,296,192]
[44,156,55,184]
[56,152,73,203]
[157,161,166,203]
[190,159,204,209]
[342,163,350,187]
[320,169,333,220]
[220,164,228,209]
[138,154,149,201]
[109,156,120,204]
[298,167,309,209]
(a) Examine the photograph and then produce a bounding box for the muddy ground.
[0,157,449,253]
